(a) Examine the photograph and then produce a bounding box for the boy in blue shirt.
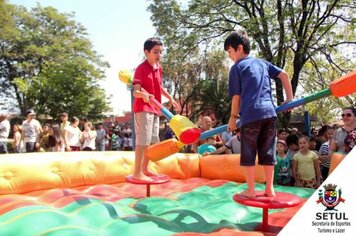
[224,30,293,198]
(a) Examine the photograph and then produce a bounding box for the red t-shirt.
[133,60,162,115]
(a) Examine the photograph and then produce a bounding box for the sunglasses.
[341,113,352,118]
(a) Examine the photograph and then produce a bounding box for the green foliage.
[300,59,356,124]
[0,2,110,120]
[149,0,356,127]
[162,48,230,124]
[189,78,231,125]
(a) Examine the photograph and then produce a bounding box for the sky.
[8,0,156,115]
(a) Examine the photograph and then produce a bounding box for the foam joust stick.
[145,138,185,162]
[118,70,201,145]
[200,70,356,140]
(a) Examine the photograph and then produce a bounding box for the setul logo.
[313,183,350,234]
[316,184,345,211]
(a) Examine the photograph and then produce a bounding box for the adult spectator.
[0,113,10,154]
[221,130,233,145]
[329,107,356,154]
[63,116,82,151]
[96,123,107,151]
[21,109,42,152]
[192,116,223,153]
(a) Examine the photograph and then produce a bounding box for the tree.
[0,2,110,120]
[299,56,356,124]
[148,0,356,127]
[161,48,230,124]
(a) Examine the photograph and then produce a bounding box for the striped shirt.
[318,141,330,168]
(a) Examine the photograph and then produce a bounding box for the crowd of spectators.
[1,107,355,190]
[0,110,134,153]
[158,107,356,189]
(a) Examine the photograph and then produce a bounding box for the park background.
[1,0,355,130]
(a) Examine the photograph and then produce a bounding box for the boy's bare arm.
[133,84,151,103]
[228,95,240,131]
[277,70,293,102]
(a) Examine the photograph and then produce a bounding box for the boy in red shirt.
[132,38,178,181]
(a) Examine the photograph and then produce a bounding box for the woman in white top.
[63,117,81,151]
[80,122,97,151]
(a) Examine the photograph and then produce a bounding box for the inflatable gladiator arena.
[0,151,345,235]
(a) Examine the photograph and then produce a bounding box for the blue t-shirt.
[228,57,282,126]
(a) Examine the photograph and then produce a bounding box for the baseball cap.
[277,139,287,146]
[61,112,68,116]
[26,109,36,116]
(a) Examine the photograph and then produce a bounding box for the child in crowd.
[110,129,121,151]
[132,37,178,181]
[318,126,334,181]
[12,124,22,153]
[39,123,51,151]
[286,133,299,186]
[198,136,216,155]
[277,128,288,141]
[309,137,318,152]
[48,124,64,152]
[80,122,97,151]
[274,140,292,186]
[224,30,293,198]
[293,136,321,189]
[202,128,241,155]
[286,133,300,159]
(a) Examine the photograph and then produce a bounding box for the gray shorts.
[134,112,160,146]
